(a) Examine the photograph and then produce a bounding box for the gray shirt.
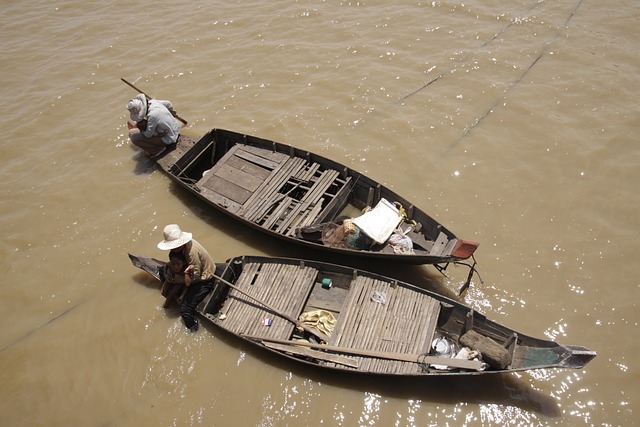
[142,99,181,145]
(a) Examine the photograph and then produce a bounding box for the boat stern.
[450,239,480,259]
[558,345,598,369]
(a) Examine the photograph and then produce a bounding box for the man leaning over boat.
[126,93,181,159]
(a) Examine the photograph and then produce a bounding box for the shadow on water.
[203,321,561,418]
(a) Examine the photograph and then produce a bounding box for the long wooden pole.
[121,77,188,125]
[212,274,331,343]
[242,334,486,371]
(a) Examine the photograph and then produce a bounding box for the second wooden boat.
[130,253,596,377]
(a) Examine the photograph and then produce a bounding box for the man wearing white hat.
[126,93,182,159]
[157,224,215,332]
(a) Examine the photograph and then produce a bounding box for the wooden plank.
[305,283,349,314]
[329,276,366,347]
[285,200,323,236]
[238,144,288,164]
[234,263,275,336]
[337,277,366,349]
[442,238,458,256]
[378,281,402,348]
[294,162,320,182]
[285,265,319,323]
[422,299,441,352]
[262,197,293,229]
[354,279,387,350]
[235,147,282,170]
[220,262,262,331]
[244,192,284,224]
[239,157,306,219]
[245,336,485,370]
[239,264,294,339]
[197,144,240,183]
[356,280,391,371]
[341,276,375,349]
[264,342,359,368]
[382,287,421,373]
[237,157,294,216]
[211,163,264,192]
[405,230,434,252]
[313,176,353,224]
[377,286,411,372]
[429,232,449,256]
[198,188,243,214]
[226,155,271,180]
[405,296,431,354]
[224,262,320,341]
[219,261,258,320]
[276,170,339,233]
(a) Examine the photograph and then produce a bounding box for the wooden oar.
[242,335,486,371]
[212,273,331,343]
[121,77,188,125]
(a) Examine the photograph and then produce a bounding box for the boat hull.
[153,129,479,265]
[129,253,596,377]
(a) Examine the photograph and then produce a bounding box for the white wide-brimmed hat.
[157,224,193,250]
[126,93,148,122]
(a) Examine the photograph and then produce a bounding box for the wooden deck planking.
[261,197,294,230]
[313,176,353,225]
[225,264,283,336]
[157,134,199,171]
[356,280,394,372]
[197,144,241,183]
[370,284,415,372]
[335,277,371,349]
[235,155,295,218]
[369,282,405,372]
[284,200,324,237]
[294,162,320,182]
[220,262,262,330]
[328,275,442,374]
[212,163,264,193]
[328,276,367,347]
[225,154,272,180]
[198,170,255,205]
[234,145,288,170]
[276,169,341,234]
[239,157,307,220]
[305,283,349,314]
[191,143,348,234]
[194,144,284,209]
[219,262,319,341]
[198,186,244,213]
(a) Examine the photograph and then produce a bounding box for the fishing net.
[321,222,348,247]
[321,219,371,249]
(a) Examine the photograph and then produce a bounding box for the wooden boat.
[154,129,479,265]
[129,253,596,377]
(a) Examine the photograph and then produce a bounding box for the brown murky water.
[1,1,637,425]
